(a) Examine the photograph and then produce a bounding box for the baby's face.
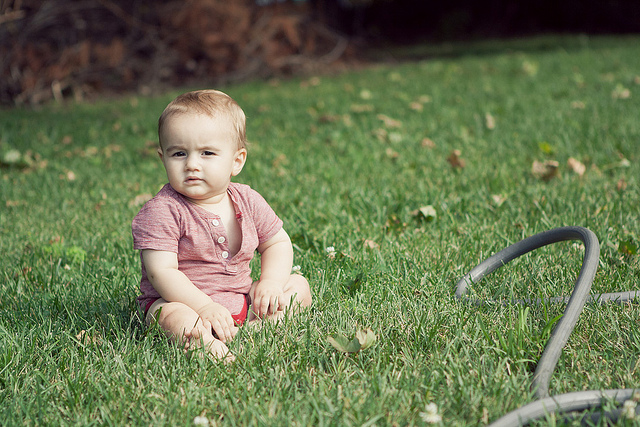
[158,113,246,206]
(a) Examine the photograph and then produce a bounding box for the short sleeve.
[131,196,182,253]
[245,187,283,244]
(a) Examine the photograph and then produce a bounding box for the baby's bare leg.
[146,299,234,362]
[248,274,312,322]
[283,273,313,310]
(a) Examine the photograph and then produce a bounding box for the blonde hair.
[158,90,247,149]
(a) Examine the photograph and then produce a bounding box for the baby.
[132,89,312,361]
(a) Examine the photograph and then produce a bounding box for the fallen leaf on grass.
[411,205,437,222]
[318,114,341,123]
[76,330,102,345]
[373,128,387,142]
[522,60,538,76]
[350,104,374,113]
[388,132,402,143]
[421,138,436,148]
[532,160,559,181]
[447,149,465,169]
[617,179,627,192]
[485,113,495,130]
[377,114,402,128]
[363,239,379,249]
[385,147,399,159]
[612,84,631,99]
[0,149,46,170]
[567,157,586,176]
[491,194,507,207]
[360,89,372,100]
[2,149,21,165]
[328,328,377,353]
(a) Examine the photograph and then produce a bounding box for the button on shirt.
[132,183,283,316]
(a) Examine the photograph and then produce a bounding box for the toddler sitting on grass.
[132,90,312,361]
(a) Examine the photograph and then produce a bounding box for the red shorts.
[145,295,249,326]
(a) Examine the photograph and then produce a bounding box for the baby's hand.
[196,302,238,343]
[251,279,285,318]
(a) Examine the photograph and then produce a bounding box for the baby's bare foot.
[185,326,235,363]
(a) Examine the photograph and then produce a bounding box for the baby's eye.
[203,151,215,156]
[172,151,186,157]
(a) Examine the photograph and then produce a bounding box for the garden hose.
[455,226,640,426]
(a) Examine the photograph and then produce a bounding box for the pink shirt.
[132,182,283,316]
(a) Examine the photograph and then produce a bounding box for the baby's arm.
[251,228,293,317]
[142,249,238,342]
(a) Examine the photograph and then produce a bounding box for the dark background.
[1,0,639,106]
[320,0,640,41]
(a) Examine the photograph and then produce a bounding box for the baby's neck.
[189,192,230,214]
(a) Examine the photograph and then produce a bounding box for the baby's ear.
[232,148,247,176]
[157,147,163,159]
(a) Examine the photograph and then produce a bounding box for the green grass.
[1,34,640,425]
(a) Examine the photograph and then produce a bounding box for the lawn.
[1,35,639,426]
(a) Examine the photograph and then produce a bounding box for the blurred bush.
[0,0,351,106]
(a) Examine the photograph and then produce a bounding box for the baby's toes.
[207,340,235,363]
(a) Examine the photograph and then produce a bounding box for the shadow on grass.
[364,34,637,63]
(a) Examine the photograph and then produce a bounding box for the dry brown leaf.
[377,114,402,128]
[485,113,495,130]
[360,89,372,100]
[421,138,436,148]
[373,128,387,142]
[363,239,379,249]
[385,147,399,159]
[617,179,627,192]
[410,102,423,111]
[612,84,631,99]
[491,194,507,206]
[388,132,402,143]
[350,104,374,113]
[567,157,586,176]
[532,160,559,181]
[319,114,340,123]
[447,149,465,169]
[76,330,101,345]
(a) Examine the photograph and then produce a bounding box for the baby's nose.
[186,155,200,170]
